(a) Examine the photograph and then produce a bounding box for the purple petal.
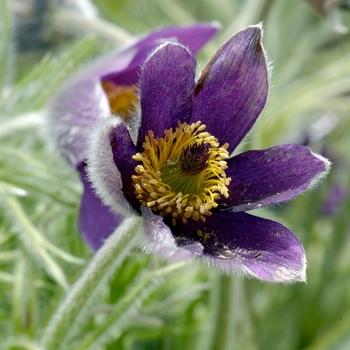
[217,144,331,212]
[141,207,203,261]
[110,122,140,212]
[137,42,197,149]
[78,164,123,251]
[87,117,134,216]
[191,25,268,153]
[170,212,306,282]
[134,23,220,57]
[101,22,220,83]
[48,78,110,166]
[50,23,218,167]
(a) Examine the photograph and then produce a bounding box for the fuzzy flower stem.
[76,270,153,350]
[211,274,235,350]
[75,261,190,349]
[77,264,182,350]
[40,216,142,350]
[77,260,190,349]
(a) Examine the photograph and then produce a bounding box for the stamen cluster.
[132,121,231,225]
[101,81,137,120]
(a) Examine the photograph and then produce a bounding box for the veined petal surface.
[137,42,196,149]
[192,25,268,153]
[170,212,306,283]
[217,144,330,212]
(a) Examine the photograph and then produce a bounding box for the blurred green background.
[1,0,350,349]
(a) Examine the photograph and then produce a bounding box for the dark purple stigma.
[180,142,211,176]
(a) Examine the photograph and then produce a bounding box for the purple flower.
[48,23,219,250]
[62,24,330,283]
[321,184,347,216]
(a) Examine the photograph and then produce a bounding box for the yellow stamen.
[101,80,137,121]
[132,121,231,224]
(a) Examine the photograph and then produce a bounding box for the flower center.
[101,80,137,121]
[132,121,231,225]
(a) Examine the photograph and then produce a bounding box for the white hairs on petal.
[307,150,331,191]
[202,252,307,284]
[140,207,202,263]
[87,117,134,217]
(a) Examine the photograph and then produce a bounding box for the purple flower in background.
[48,23,219,249]
[321,184,347,216]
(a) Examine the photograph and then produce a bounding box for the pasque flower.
[54,24,330,282]
[48,23,219,249]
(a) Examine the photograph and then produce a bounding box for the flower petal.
[78,164,123,251]
[134,23,220,57]
[217,144,331,212]
[110,121,140,212]
[101,22,220,83]
[137,42,197,149]
[141,207,203,262]
[191,25,269,153]
[49,23,218,167]
[48,78,110,166]
[170,212,306,282]
[87,117,133,216]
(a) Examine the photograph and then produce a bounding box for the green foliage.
[1,0,350,349]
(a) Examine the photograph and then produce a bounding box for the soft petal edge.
[87,117,134,216]
[140,207,204,262]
